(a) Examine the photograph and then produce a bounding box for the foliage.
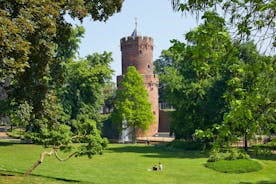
[60,52,113,123]
[171,0,276,50]
[205,159,263,173]
[6,128,25,139]
[207,148,250,162]
[0,0,122,82]
[112,66,154,143]
[155,12,276,151]
[222,42,276,150]
[155,12,232,139]
[0,0,122,176]
[11,101,33,128]
[252,137,276,156]
[163,140,211,151]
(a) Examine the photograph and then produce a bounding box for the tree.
[155,12,233,139]
[0,0,123,175]
[112,66,154,143]
[1,0,123,130]
[171,0,276,50]
[222,42,276,150]
[23,51,114,176]
[61,52,114,124]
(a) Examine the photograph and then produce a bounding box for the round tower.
[120,36,154,75]
[117,22,159,137]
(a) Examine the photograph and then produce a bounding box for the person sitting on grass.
[159,162,163,171]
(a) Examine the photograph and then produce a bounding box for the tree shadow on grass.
[239,181,276,184]
[248,151,276,161]
[107,145,208,159]
[1,170,91,184]
[0,140,21,146]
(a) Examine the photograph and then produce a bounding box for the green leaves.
[155,12,231,139]
[171,0,276,49]
[112,66,154,137]
[61,52,113,120]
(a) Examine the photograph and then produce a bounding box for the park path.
[0,126,19,141]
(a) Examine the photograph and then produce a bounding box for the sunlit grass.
[205,159,263,173]
[1,141,276,184]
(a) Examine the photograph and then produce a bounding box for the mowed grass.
[205,159,263,173]
[1,141,276,184]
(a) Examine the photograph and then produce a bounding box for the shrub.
[207,148,250,162]
[165,140,211,151]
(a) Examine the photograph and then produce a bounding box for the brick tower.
[117,21,159,137]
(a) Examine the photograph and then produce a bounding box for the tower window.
[147,64,150,69]
[139,50,142,55]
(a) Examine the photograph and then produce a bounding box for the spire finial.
[131,17,139,37]
[135,17,138,31]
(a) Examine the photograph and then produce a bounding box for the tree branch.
[54,151,77,162]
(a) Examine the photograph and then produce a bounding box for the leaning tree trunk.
[24,149,56,176]
[24,148,77,176]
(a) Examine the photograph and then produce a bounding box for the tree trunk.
[24,149,55,176]
[132,127,137,144]
[244,134,248,151]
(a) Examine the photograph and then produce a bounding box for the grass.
[205,159,263,173]
[1,141,276,184]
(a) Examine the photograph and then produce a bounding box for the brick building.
[117,23,159,138]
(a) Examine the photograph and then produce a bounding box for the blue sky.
[70,0,201,82]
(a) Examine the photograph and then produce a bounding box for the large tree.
[0,0,123,175]
[222,42,276,150]
[61,52,113,124]
[171,0,276,51]
[112,66,154,143]
[155,12,233,139]
[156,12,276,150]
[1,0,122,128]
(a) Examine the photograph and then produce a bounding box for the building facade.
[117,26,159,138]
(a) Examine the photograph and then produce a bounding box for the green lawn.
[1,141,276,184]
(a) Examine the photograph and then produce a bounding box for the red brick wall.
[118,35,159,137]
[121,36,154,75]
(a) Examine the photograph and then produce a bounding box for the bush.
[207,148,250,162]
[6,128,25,139]
[165,140,210,151]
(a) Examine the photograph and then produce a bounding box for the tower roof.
[131,18,140,37]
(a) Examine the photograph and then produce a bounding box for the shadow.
[30,173,95,183]
[0,140,21,146]
[1,170,87,183]
[249,151,276,161]
[239,182,276,184]
[0,173,14,176]
[107,145,208,159]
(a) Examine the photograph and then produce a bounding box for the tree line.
[154,11,275,150]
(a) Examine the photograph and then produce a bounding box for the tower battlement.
[120,36,153,43]
[120,36,153,51]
